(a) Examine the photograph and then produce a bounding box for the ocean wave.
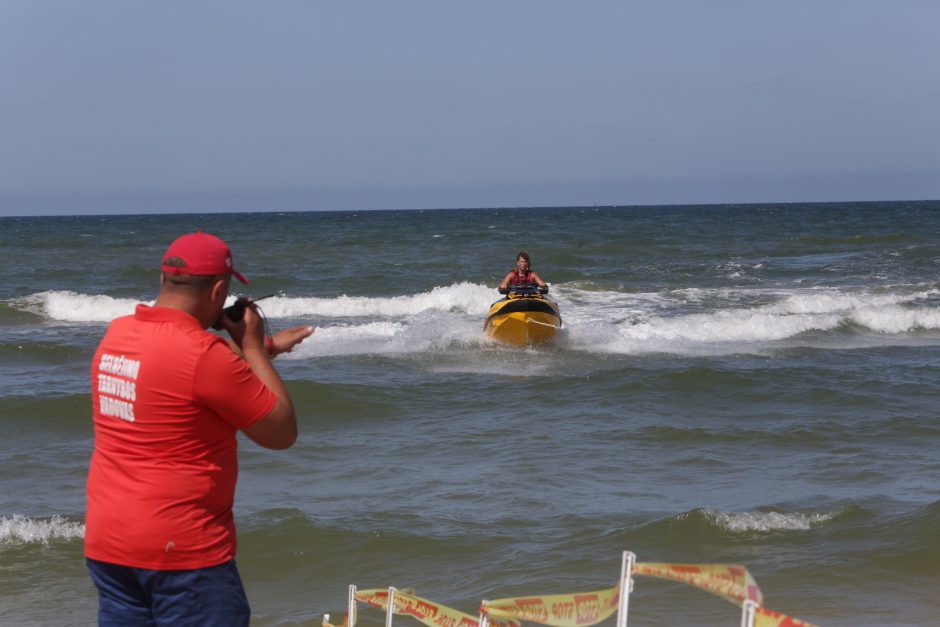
[12,286,940,358]
[851,305,940,334]
[0,515,84,545]
[643,507,840,541]
[13,291,148,323]
[287,316,487,358]
[260,282,495,318]
[612,309,842,344]
[567,287,940,354]
[699,509,837,533]
[10,283,496,324]
[796,234,910,245]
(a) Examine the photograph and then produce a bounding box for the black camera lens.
[224,299,249,322]
[211,297,250,330]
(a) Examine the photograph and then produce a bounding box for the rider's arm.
[498,271,514,290]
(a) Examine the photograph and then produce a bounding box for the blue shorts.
[86,558,250,627]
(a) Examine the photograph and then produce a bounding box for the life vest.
[509,268,534,286]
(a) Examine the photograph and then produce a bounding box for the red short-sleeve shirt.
[85,304,277,570]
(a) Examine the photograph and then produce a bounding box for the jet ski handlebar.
[499,285,549,296]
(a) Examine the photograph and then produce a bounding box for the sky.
[1,1,939,216]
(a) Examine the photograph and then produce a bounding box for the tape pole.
[479,604,490,627]
[386,587,397,627]
[740,599,757,627]
[616,551,636,627]
[348,585,358,627]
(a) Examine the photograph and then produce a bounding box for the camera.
[212,294,273,330]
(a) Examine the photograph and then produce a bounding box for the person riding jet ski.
[498,251,548,294]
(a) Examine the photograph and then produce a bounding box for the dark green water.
[2,202,939,625]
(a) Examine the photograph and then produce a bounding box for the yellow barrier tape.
[633,563,763,606]
[339,559,812,627]
[753,606,818,627]
[356,588,519,627]
[481,584,620,627]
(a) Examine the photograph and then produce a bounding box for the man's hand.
[269,326,315,357]
[221,303,267,353]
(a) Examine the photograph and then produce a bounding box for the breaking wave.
[699,509,837,533]
[10,285,940,357]
[0,515,84,545]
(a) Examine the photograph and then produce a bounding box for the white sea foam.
[14,285,940,357]
[851,305,940,334]
[286,313,488,358]
[564,287,940,355]
[290,321,412,357]
[262,282,494,318]
[15,283,494,323]
[0,514,85,544]
[19,291,148,323]
[703,509,836,533]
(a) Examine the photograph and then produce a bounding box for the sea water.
[1,202,939,626]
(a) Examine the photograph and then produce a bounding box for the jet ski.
[484,285,562,346]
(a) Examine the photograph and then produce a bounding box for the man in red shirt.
[85,231,313,626]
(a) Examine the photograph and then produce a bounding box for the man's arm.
[240,362,297,449]
[223,307,302,450]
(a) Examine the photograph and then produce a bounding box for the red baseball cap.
[161,231,248,284]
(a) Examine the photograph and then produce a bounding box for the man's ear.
[211,277,229,304]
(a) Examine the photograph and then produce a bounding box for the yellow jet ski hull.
[484,293,562,346]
